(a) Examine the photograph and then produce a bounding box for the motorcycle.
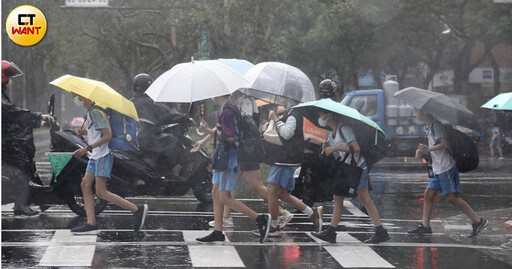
[41,95,212,217]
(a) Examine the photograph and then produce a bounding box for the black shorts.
[239,162,260,171]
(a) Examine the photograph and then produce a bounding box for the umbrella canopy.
[242,62,315,103]
[394,87,479,131]
[50,74,139,121]
[293,99,386,144]
[216,58,254,75]
[145,58,249,103]
[481,92,512,111]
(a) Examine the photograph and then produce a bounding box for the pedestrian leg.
[423,189,437,227]
[95,176,138,213]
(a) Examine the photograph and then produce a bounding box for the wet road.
[2,154,512,268]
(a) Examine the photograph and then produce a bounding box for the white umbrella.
[145,58,249,103]
[242,62,315,103]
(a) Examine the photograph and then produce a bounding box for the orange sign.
[303,117,327,144]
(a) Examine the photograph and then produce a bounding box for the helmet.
[318,79,338,99]
[2,61,23,84]
[132,73,153,95]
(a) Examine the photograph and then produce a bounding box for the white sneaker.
[208,217,234,228]
[278,210,294,229]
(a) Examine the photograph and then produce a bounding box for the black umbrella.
[394,87,480,131]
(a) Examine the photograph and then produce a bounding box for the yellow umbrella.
[50,74,139,121]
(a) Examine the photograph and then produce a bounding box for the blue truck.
[340,80,427,156]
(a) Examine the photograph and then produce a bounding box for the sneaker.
[196,230,225,244]
[133,204,148,232]
[408,224,433,236]
[278,210,294,229]
[469,218,488,239]
[268,226,281,237]
[499,157,504,160]
[71,224,99,235]
[364,229,390,244]
[255,213,271,243]
[208,217,234,228]
[501,239,512,249]
[311,206,323,233]
[312,227,337,243]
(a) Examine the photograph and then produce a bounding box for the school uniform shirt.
[236,96,258,117]
[427,120,455,175]
[216,100,238,169]
[86,106,111,160]
[327,123,365,167]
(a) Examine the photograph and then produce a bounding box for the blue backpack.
[89,107,139,151]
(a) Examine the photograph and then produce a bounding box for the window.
[482,70,493,80]
[347,95,378,116]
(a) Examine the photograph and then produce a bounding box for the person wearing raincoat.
[130,73,191,174]
[1,60,54,216]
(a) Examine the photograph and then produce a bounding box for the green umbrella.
[481,92,512,111]
[293,99,386,145]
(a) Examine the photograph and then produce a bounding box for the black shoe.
[364,229,390,244]
[71,224,99,235]
[408,224,432,236]
[256,213,271,243]
[312,227,337,243]
[311,206,323,233]
[469,218,488,239]
[196,230,225,244]
[133,204,149,232]
[13,206,39,216]
[39,205,51,212]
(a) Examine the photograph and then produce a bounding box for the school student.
[408,108,488,238]
[311,110,390,243]
[70,94,148,235]
[195,95,271,244]
[193,95,293,229]
[264,95,322,237]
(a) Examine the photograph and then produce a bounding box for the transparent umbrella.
[394,87,480,131]
[241,62,315,103]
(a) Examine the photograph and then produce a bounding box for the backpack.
[338,125,390,168]
[223,103,263,163]
[90,107,139,151]
[433,123,479,173]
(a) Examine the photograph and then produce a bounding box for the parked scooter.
[41,95,212,217]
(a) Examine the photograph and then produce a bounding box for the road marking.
[309,232,395,268]
[344,200,368,217]
[324,245,396,268]
[182,231,245,268]
[38,230,96,267]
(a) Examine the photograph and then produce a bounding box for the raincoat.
[2,85,44,206]
[2,88,43,170]
[131,94,189,171]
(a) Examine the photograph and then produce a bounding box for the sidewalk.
[442,207,512,265]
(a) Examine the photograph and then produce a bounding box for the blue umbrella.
[481,92,512,111]
[216,58,254,75]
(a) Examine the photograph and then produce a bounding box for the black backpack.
[338,125,390,168]
[223,103,264,163]
[433,123,479,173]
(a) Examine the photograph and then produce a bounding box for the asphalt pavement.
[2,153,512,268]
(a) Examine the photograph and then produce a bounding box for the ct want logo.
[6,5,47,47]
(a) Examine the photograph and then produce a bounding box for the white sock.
[303,207,314,217]
[271,220,279,228]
